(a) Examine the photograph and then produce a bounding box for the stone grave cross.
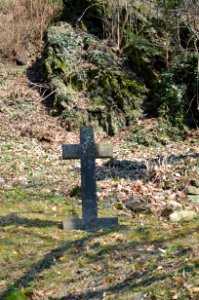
[62,126,118,230]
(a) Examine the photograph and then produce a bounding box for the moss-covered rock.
[44,23,84,77]
[63,0,165,86]
[44,23,147,135]
[154,53,199,129]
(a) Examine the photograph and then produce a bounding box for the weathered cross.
[62,126,118,230]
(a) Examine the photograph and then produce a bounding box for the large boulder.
[44,23,147,135]
[63,0,163,88]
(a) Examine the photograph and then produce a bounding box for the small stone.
[187,186,199,195]
[161,200,182,217]
[131,293,146,300]
[0,177,5,184]
[126,200,149,212]
[187,195,199,204]
[169,210,198,222]
[167,200,183,210]
[17,55,29,65]
[190,179,199,188]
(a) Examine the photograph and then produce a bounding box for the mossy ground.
[0,64,198,300]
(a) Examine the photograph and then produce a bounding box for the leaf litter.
[0,63,198,299]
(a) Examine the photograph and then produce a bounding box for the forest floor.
[0,62,198,300]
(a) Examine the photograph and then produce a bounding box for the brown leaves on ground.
[0,63,198,216]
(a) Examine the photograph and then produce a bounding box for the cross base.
[63,217,118,231]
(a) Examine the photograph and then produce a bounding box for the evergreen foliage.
[155,53,199,128]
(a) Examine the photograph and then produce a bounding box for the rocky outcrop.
[63,0,163,88]
[43,0,198,135]
[44,23,147,135]
[187,180,199,204]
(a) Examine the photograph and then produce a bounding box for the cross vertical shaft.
[80,126,97,220]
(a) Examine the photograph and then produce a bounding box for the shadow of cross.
[62,126,118,230]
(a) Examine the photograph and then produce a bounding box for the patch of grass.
[5,288,30,300]
[2,189,33,201]
[0,184,198,299]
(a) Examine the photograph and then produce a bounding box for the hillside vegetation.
[0,0,199,135]
[46,0,199,136]
[0,1,199,299]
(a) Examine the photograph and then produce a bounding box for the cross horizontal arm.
[62,144,81,159]
[62,143,113,159]
[95,143,113,158]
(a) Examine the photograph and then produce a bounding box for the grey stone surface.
[63,217,118,231]
[80,126,97,220]
[166,200,183,210]
[131,293,146,300]
[169,210,198,222]
[190,179,199,188]
[62,144,81,159]
[62,126,118,230]
[17,55,29,65]
[188,195,199,204]
[161,200,183,217]
[62,143,112,159]
[126,200,149,212]
[187,186,199,195]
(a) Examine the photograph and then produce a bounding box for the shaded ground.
[0,63,198,299]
